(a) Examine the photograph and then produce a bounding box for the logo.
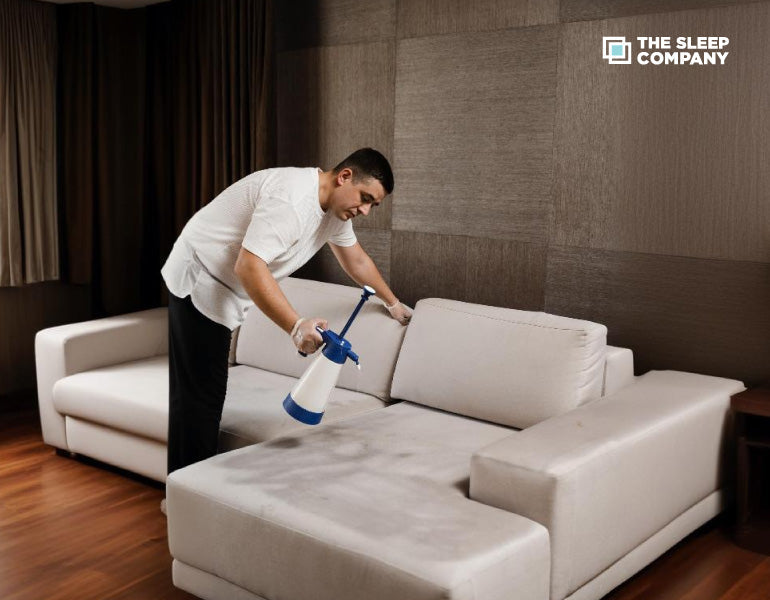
[603,37,632,64]
[602,36,730,66]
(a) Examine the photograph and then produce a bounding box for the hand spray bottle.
[283,285,376,425]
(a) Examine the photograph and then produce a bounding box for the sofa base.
[65,417,167,482]
[173,560,267,600]
[171,491,722,600]
[565,490,724,600]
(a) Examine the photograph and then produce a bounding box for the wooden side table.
[731,385,770,554]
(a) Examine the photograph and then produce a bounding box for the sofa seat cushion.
[218,366,385,451]
[167,403,550,600]
[53,355,169,442]
[391,298,607,429]
[52,358,386,446]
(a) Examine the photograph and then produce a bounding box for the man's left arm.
[329,242,412,325]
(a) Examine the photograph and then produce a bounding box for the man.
[161,148,411,475]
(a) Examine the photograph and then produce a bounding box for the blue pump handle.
[339,285,376,338]
[297,285,374,357]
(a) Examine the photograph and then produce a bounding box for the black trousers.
[167,292,232,475]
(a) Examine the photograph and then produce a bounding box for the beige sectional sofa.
[35,277,744,600]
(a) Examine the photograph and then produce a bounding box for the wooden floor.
[2,407,769,600]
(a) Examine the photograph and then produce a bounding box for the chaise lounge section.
[165,295,743,600]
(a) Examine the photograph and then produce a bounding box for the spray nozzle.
[347,349,359,366]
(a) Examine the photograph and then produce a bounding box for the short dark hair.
[333,148,394,195]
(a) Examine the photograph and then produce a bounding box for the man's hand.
[291,317,329,354]
[385,300,412,325]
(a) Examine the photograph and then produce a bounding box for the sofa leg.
[55,448,75,458]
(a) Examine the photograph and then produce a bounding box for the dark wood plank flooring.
[2,407,769,600]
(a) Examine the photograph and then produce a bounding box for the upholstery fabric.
[391,298,607,428]
[470,370,745,600]
[565,492,723,600]
[219,365,385,451]
[601,347,634,396]
[167,402,550,600]
[65,417,167,481]
[53,358,384,448]
[55,356,169,442]
[236,277,408,400]
[173,560,268,600]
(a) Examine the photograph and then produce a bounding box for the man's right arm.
[233,247,326,353]
[234,246,298,333]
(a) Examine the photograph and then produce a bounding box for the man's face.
[328,168,386,221]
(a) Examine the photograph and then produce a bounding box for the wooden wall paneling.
[277,42,396,230]
[465,238,548,310]
[276,0,395,51]
[559,0,767,23]
[390,231,468,308]
[393,26,558,243]
[553,4,770,262]
[544,246,770,385]
[390,231,547,310]
[396,0,558,39]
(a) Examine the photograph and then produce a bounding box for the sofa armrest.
[602,346,634,396]
[470,370,744,600]
[35,308,168,449]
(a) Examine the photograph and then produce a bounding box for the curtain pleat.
[58,0,274,314]
[57,4,146,315]
[0,0,58,287]
[145,0,275,307]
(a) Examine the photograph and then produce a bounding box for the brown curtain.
[144,0,275,308]
[57,4,147,316]
[57,0,274,315]
[0,0,58,287]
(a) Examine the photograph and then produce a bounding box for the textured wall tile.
[294,229,392,288]
[545,246,770,384]
[553,4,770,262]
[394,26,558,243]
[465,237,547,310]
[276,0,395,51]
[559,0,765,22]
[390,231,468,307]
[391,231,547,310]
[397,0,557,39]
[277,42,395,230]
[527,0,561,26]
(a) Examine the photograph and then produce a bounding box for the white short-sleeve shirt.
[161,167,356,330]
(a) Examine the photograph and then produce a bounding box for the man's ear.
[336,167,353,185]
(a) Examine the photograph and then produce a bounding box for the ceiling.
[38,0,171,8]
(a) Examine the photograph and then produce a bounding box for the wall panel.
[559,0,766,22]
[397,0,558,39]
[394,26,559,243]
[391,231,547,310]
[545,246,770,384]
[553,4,770,262]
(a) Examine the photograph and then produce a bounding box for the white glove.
[291,317,328,354]
[384,300,412,325]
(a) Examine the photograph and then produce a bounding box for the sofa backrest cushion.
[390,298,607,428]
[236,277,408,401]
